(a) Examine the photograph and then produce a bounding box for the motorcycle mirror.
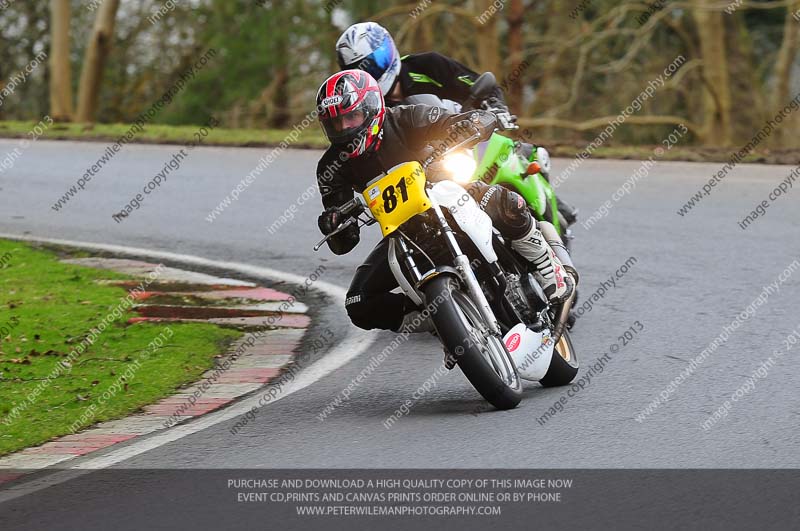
[469,72,497,101]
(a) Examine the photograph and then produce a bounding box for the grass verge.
[2,120,798,164]
[0,239,242,456]
[0,120,327,149]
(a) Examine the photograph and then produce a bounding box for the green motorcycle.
[469,131,569,238]
[404,73,573,247]
[465,72,572,245]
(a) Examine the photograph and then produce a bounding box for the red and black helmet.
[316,70,385,158]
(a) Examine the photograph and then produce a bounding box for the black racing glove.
[448,110,497,140]
[317,206,360,255]
[317,207,342,235]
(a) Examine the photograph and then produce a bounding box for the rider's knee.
[478,184,532,239]
[345,292,405,331]
[344,294,373,330]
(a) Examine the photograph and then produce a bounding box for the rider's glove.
[446,116,478,138]
[318,206,360,255]
[450,111,497,139]
[318,207,342,235]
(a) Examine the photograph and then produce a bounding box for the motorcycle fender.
[429,180,498,264]
[416,266,460,292]
[503,323,555,381]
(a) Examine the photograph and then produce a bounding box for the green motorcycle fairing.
[469,132,561,233]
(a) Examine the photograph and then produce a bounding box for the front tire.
[424,276,522,410]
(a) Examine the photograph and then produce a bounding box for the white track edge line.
[0,233,377,503]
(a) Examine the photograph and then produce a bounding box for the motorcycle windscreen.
[471,133,515,184]
[362,161,430,237]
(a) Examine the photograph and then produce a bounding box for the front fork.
[398,197,503,337]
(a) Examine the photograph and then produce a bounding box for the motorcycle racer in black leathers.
[315,70,576,332]
[334,21,578,226]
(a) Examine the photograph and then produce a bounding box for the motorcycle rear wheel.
[425,276,522,410]
[539,330,579,387]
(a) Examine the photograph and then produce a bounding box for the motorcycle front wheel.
[424,276,522,410]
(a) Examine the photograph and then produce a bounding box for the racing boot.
[511,224,575,303]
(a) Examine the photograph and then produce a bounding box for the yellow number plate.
[362,161,430,237]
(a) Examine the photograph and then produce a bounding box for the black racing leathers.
[316,104,534,331]
[389,52,506,110]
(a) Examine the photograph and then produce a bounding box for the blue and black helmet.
[336,22,401,96]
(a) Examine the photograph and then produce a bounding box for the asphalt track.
[0,139,798,528]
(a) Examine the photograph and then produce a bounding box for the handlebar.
[336,195,365,218]
[480,101,518,131]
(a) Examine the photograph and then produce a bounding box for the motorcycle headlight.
[442,151,477,184]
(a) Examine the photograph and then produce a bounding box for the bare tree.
[474,0,500,75]
[506,0,525,113]
[772,0,800,144]
[76,0,121,122]
[692,0,733,145]
[49,0,73,121]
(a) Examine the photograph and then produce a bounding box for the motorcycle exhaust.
[539,221,578,341]
[552,280,577,342]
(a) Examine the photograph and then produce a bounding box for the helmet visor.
[347,35,394,81]
[320,107,368,145]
